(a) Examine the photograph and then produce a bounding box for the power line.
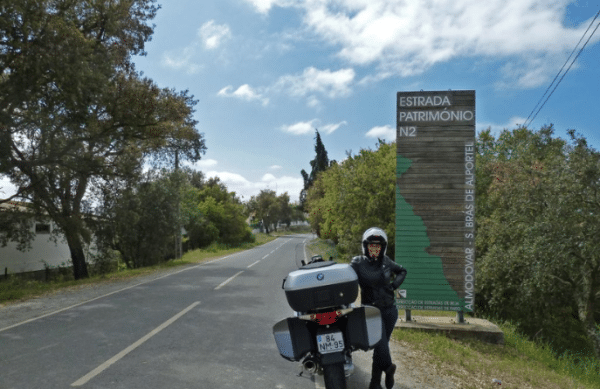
[524,9,600,128]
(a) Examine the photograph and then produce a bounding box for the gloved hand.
[391,268,407,290]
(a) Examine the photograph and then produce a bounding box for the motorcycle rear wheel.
[323,362,346,389]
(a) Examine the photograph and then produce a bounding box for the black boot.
[369,366,383,389]
[384,363,396,389]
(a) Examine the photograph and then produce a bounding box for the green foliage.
[306,140,395,259]
[475,125,600,361]
[247,189,295,233]
[181,177,253,249]
[96,170,179,268]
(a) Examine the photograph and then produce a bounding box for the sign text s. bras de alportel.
[395,90,475,313]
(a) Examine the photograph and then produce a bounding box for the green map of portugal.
[395,154,465,311]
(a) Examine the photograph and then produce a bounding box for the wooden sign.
[395,90,475,312]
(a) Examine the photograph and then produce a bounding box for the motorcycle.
[273,255,383,389]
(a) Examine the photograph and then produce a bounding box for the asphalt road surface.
[0,234,385,389]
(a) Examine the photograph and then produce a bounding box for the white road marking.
[247,260,260,268]
[0,265,201,333]
[303,239,309,264]
[0,236,288,332]
[262,254,269,259]
[70,301,200,387]
[214,271,244,290]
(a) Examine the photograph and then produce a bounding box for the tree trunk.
[576,285,600,361]
[582,317,600,361]
[65,228,89,280]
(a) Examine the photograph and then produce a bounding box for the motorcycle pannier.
[283,263,358,312]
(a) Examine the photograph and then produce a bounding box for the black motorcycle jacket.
[350,255,407,308]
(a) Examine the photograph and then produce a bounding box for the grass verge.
[0,229,307,306]
[393,317,600,389]
[306,237,341,262]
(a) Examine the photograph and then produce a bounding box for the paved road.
[0,234,385,389]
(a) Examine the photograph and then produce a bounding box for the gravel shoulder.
[352,289,459,389]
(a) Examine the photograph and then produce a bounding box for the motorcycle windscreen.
[272,317,313,361]
[345,306,382,351]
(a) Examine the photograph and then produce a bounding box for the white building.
[0,202,94,275]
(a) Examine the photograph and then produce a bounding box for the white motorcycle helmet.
[362,227,388,262]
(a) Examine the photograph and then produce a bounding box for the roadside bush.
[88,249,119,276]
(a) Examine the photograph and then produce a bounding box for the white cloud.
[198,20,232,49]
[270,165,283,170]
[161,20,232,73]
[357,71,393,87]
[280,119,318,135]
[195,159,218,168]
[203,170,303,202]
[245,0,600,88]
[218,66,354,108]
[280,119,346,135]
[161,51,203,74]
[260,174,305,201]
[274,67,355,98]
[321,121,347,134]
[218,84,269,106]
[478,116,528,136]
[243,0,299,14]
[205,171,252,186]
[365,125,395,142]
[262,173,277,182]
[307,95,322,110]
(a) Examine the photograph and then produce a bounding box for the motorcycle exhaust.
[302,359,317,375]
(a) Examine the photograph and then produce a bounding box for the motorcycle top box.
[283,262,358,312]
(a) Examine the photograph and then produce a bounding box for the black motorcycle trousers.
[372,304,398,371]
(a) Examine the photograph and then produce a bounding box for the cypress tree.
[300,129,329,211]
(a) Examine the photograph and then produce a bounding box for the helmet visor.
[367,243,382,259]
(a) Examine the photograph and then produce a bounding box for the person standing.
[350,227,407,389]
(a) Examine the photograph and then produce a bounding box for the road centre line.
[214,271,244,290]
[70,301,200,387]
[247,260,260,268]
[262,254,269,259]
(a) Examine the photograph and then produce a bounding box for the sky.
[2,0,600,204]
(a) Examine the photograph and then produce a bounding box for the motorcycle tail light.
[310,310,342,325]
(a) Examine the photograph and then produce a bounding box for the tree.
[180,166,206,190]
[95,170,178,268]
[300,129,330,211]
[247,189,293,233]
[181,177,253,249]
[306,140,395,257]
[278,192,293,227]
[475,125,600,361]
[0,0,205,279]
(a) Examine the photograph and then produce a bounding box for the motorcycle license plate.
[317,332,345,354]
